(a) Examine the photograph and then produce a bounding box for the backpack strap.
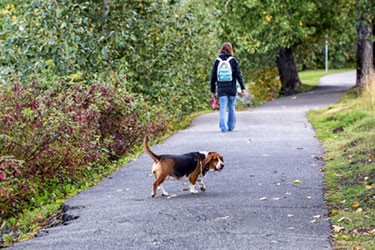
[217,56,234,63]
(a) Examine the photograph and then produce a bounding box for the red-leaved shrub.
[0,77,167,219]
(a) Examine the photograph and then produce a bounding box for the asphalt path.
[10,71,356,250]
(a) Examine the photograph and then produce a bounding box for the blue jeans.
[219,95,236,132]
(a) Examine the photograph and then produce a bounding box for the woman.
[210,42,245,132]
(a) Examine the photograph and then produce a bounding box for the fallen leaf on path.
[288,227,295,231]
[215,216,230,221]
[167,194,178,199]
[259,197,267,201]
[291,96,297,100]
[116,188,131,192]
[287,214,294,218]
[152,239,160,246]
[310,219,317,223]
[313,215,321,219]
[293,179,301,184]
[272,197,281,200]
[305,196,312,199]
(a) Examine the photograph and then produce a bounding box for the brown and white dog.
[143,136,224,197]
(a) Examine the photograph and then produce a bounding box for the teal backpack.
[217,57,233,82]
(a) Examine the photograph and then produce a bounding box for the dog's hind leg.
[152,175,167,197]
[158,184,169,196]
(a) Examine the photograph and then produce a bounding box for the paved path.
[11,71,355,250]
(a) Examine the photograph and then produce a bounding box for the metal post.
[325,34,328,72]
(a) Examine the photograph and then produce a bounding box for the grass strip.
[308,76,374,249]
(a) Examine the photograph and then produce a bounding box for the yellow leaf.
[366,185,372,190]
[331,209,340,216]
[352,202,360,208]
[293,179,301,184]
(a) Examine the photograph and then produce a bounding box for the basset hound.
[143,136,224,197]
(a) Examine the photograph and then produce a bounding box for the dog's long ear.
[202,152,214,168]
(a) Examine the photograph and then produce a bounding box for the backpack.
[217,56,233,82]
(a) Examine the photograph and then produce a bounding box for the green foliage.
[294,1,357,70]
[248,67,281,104]
[0,0,219,118]
[308,78,375,249]
[215,0,356,96]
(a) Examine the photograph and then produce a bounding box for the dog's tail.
[143,135,160,162]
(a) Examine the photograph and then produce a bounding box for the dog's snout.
[216,162,224,171]
[220,164,224,170]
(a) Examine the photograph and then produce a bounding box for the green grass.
[298,69,354,92]
[308,77,375,250]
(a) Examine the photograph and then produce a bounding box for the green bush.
[248,67,281,104]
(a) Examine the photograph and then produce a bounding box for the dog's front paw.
[190,189,199,194]
[200,186,206,192]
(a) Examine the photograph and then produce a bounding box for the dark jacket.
[210,53,245,97]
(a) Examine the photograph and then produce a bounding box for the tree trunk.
[356,4,374,87]
[276,47,301,95]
